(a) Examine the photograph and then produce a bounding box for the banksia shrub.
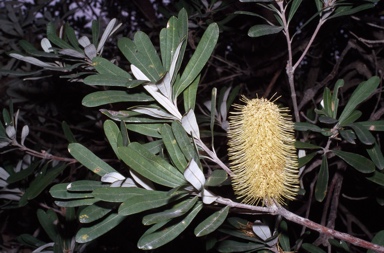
[227,96,299,206]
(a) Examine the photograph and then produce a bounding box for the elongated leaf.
[68,143,117,176]
[302,243,326,253]
[126,123,163,138]
[195,206,229,237]
[138,202,203,250]
[172,122,200,166]
[330,4,375,19]
[66,180,104,192]
[181,109,200,139]
[355,121,384,132]
[37,209,59,242]
[339,110,362,126]
[62,121,76,143]
[315,155,328,202]
[217,240,265,252]
[104,120,120,159]
[92,57,131,78]
[322,87,333,118]
[91,20,100,48]
[294,141,321,149]
[367,141,384,170]
[298,152,317,168]
[65,23,81,51]
[6,161,37,184]
[348,123,375,145]
[118,143,186,188]
[161,124,188,172]
[332,150,375,173]
[76,213,126,243]
[366,171,384,187]
[84,75,144,88]
[175,23,219,97]
[279,220,290,251]
[142,196,198,225]
[50,183,93,199]
[248,24,283,37]
[288,0,303,22]
[183,75,200,112]
[339,129,356,144]
[338,76,380,125]
[55,198,98,207]
[331,79,344,118]
[47,22,73,49]
[92,187,150,202]
[294,122,323,132]
[160,9,187,72]
[24,164,66,201]
[367,230,384,253]
[205,170,228,187]
[82,91,153,107]
[79,204,113,223]
[118,190,171,216]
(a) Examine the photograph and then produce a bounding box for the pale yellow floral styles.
[227,96,299,206]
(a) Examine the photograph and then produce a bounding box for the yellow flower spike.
[227,95,299,206]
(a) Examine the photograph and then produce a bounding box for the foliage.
[1,0,384,252]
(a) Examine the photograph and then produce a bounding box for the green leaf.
[218,228,263,243]
[79,204,113,223]
[92,187,150,202]
[17,234,46,248]
[298,152,317,168]
[329,239,349,253]
[205,170,228,187]
[37,209,59,242]
[83,75,144,88]
[339,129,356,144]
[338,76,380,125]
[55,198,98,207]
[172,122,200,167]
[142,139,163,154]
[279,220,290,251]
[161,124,188,172]
[92,20,100,48]
[142,196,198,225]
[195,206,229,237]
[183,74,200,112]
[104,120,120,159]
[24,163,66,201]
[302,243,326,253]
[332,150,375,173]
[322,87,333,118]
[354,120,384,131]
[118,190,172,216]
[368,231,384,253]
[118,143,186,188]
[66,180,104,192]
[366,171,384,187]
[330,4,375,19]
[248,24,283,37]
[294,122,323,132]
[366,141,384,170]
[6,161,37,184]
[331,79,344,118]
[126,123,163,138]
[339,110,362,126]
[65,23,81,51]
[47,22,73,49]
[160,9,187,72]
[68,143,117,176]
[138,201,203,250]
[92,57,131,78]
[82,91,153,107]
[76,213,126,243]
[62,121,76,143]
[315,155,328,202]
[217,240,265,252]
[175,23,219,97]
[49,183,93,199]
[288,0,303,22]
[348,123,375,145]
[295,141,321,149]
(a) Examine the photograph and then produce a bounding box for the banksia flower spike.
[227,95,299,206]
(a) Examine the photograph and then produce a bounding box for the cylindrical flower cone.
[227,95,299,206]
